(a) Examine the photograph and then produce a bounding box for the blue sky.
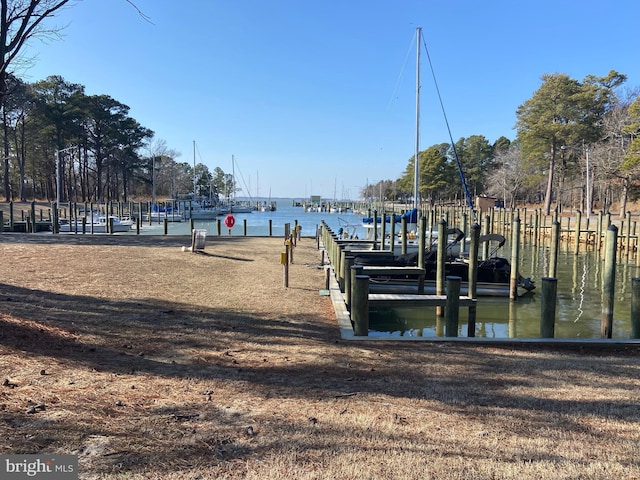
[18,0,640,200]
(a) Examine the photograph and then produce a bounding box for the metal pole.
[413,26,421,210]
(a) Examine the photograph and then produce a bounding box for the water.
[134,198,364,237]
[368,243,637,340]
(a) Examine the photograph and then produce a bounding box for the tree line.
[363,70,640,217]
[0,1,238,205]
[0,74,237,204]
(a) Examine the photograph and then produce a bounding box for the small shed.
[476,196,499,211]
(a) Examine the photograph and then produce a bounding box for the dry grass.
[1,232,640,479]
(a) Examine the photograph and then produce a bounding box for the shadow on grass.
[2,281,640,476]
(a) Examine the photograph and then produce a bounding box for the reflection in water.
[369,243,634,339]
[574,259,586,323]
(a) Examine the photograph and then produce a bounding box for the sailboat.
[350,28,534,296]
[260,187,276,211]
[185,141,222,220]
[360,28,422,244]
[224,155,253,213]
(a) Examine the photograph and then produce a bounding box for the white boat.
[260,203,275,212]
[59,214,134,233]
[185,203,222,220]
[145,211,185,222]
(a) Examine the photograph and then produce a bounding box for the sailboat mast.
[193,140,196,198]
[413,27,421,211]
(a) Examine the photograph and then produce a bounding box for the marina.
[3,199,640,340]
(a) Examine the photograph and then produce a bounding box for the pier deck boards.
[368,293,476,307]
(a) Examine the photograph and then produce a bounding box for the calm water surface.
[369,243,637,340]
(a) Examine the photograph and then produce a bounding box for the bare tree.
[486,144,538,209]
[1,1,72,94]
[1,0,71,200]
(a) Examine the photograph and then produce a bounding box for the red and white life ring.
[224,214,236,228]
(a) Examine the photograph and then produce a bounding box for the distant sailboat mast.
[413,26,421,211]
[193,140,197,198]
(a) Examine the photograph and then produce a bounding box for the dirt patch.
[1,233,640,479]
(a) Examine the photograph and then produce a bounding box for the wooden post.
[632,278,640,339]
[626,211,632,258]
[482,215,490,260]
[467,223,480,337]
[601,225,618,338]
[350,264,364,314]
[343,256,355,310]
[418,216,426,269]
[136,216,140,235]
[574,210,581,255]
[389,213,395,252]
[9,201,14,231]
[30,201,36,233]
[243,218,248,236]
[401,216,407,255]
[461,212,468,253]
[548,221,560,278]
[380,210,386,249]
[0,211,3,233]
[281,251,289,288]
[444,276,462,337]
[163,218,168,235]
[325,266,330,290]
[338,248,346,292]
[540,277,557,338]
[372,209,378,249]
[596,211,603,251]
[352,275,370,336]
[436,219,447,317]
[509,216,521,301]
[269,219,273,237]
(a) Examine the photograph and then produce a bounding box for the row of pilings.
[0,201,280,236]
[324,204,640,340]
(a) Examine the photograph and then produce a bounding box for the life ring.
[224,214,236,228]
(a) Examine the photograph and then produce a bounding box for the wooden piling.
[509,217,521,301]
[380,210,387,247]
[373,209,378,249]
[467,223,480,337]
[343,256,355,310]
[389,213,395,252]
[445,276,462,337]
[632,278,640,339]
[418,216,426,269]
[350,264,364,314]
[549,221,560,278]
[338,248,346,291]
[540,277,557,338]
[436,219,447,316]
[482,215,491,259]
[601,225,618,338]
[352,275,370,336]
[574,210,581,255]
[401,216,408,255]
[625,211,632,258]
